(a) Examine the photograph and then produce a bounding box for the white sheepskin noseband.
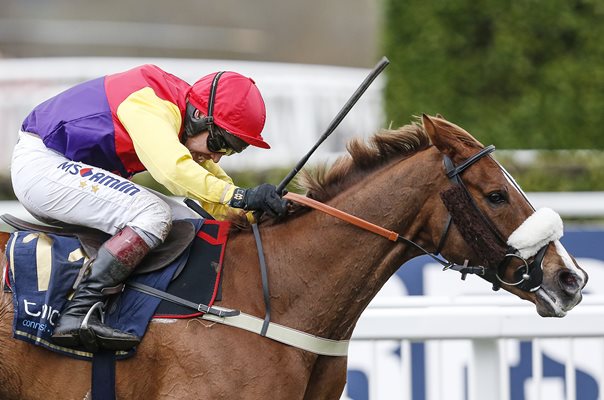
[507,208,563,259]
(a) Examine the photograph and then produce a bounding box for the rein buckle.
[443,259,486,281]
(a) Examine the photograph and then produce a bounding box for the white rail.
[356,295,604,340]
[347,296,604,400]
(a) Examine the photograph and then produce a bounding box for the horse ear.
[422,114,478,159]
[423,114,453,156]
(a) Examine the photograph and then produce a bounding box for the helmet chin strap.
[184,71,226,139]
[183,102,205,139]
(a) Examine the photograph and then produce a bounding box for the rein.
[283,192,480,275]
[285,144,549,292]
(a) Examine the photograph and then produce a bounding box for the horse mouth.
[534,288,568,317]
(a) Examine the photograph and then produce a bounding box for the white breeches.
[11,131,199,245]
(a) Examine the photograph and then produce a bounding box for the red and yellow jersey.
[22,64,238,219]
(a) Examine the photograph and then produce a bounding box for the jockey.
[10,64,287,351]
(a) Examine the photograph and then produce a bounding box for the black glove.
[230,184,288,217]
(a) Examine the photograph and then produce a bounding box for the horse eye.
[487,191,507,204]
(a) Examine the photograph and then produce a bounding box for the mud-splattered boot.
[51,226,150,351]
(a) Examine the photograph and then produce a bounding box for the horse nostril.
[558,270,580,295]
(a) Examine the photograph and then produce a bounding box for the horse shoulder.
[303,356,348,400]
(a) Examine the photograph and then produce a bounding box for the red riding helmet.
[187,71,269,149]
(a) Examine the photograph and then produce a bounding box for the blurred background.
[2,0,604,196]
[1,1,604,399]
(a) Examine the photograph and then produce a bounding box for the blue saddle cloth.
[5,219,203,360]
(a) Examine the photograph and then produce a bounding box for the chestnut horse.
[0,115,587,399]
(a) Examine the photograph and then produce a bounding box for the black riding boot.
[51,226,150,352]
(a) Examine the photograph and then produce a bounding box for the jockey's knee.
[128,196,173,248]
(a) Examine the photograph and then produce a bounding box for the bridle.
[437,145,547,292]
[286,144,550,293]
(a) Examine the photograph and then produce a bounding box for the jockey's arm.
[115,87,238,218]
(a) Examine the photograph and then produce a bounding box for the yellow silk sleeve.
[116,87,238,213]
[200,160,234,185]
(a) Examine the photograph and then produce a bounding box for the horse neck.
[245,149,443,340]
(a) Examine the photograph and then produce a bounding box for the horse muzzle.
[533,242,588,317]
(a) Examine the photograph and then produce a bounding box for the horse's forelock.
[299,123,430,202]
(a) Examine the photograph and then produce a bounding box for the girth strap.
[126,224,349,356]
[91,351,116,400]
[200,306,350,356]
[127,264,350,356]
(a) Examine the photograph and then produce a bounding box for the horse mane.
[298,121,430,202]
[228,120,432,230]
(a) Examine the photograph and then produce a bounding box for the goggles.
[206,128,249,156]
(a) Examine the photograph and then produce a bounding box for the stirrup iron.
[78,301,105,352]
[81,301,105,330]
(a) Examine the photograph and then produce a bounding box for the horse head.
[421,114,587,317]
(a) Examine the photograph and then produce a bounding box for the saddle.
[4,212,230,360]
[0,214,196,276]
